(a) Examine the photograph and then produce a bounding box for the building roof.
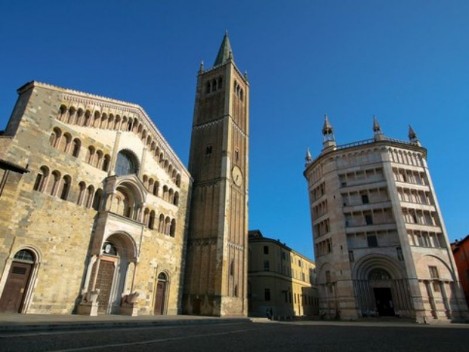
[213,32,233,66]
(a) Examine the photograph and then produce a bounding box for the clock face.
[232,166,243,187]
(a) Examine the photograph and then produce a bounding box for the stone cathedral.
[0,34,249,317]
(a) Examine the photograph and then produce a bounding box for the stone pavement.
[0,313,253,333]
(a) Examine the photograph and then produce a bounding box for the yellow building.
[248,230,318,319]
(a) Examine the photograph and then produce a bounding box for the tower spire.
[373,115,385,141]
[213,32,234,66]
[408,125,420,145]
[322,114,336,151]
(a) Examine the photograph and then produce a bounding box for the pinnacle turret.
[408,125,420,145]
[373,116,385,141]
[322,115,336,151]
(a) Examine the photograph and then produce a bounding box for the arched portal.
[352,255,412,318]
[0,249,36,313]
[154,272,168,315]
[93,233,137,314]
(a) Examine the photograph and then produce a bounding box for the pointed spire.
[373,115,385,141]
[322,114,334,136]
[199,61,204,74]
[305,148,313,167]
[321,115,336,152]
[373,115,381,133]
[305,148,312,162]
[408,125,420,145]
[213,32,234,67]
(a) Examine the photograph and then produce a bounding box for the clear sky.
[1,0,468,259]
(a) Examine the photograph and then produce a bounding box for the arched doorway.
[93,234,136,314]
[154,272,168,315]
[0,250,35,313]
[369,268,395,316]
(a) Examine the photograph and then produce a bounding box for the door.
[95,259,116,314]
[0,262,33,313]
[154,280,166,315]
[374,287,395,316]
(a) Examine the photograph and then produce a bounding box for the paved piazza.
[1,320,468,352]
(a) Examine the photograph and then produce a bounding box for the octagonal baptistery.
[303,116,468,323]
[0,81,191,316]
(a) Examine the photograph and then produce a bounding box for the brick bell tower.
[183,33,249,316]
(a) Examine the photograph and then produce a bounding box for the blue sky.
[1,0,468,258]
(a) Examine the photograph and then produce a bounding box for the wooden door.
[95,260,115,314]
[0,262,33,313]
[154,280,166,315]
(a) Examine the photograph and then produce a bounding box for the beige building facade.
[304,117,468,323]
[248,230,318,319]
[0,34,249,317]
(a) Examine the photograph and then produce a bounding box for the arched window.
[115,150,138,176]
[165,217,171,235]
[50,127,61,148]
[71,138,81,157]
[58,133,71,153]
[93,188,103,211]
[153,181,159,196]
[77,181,86,205]
[59,175,71,200]
[149,210,156,230]
[101,113,108,129]
[162,186,168,201]
[67,107,76,124]
[144,208,150,227]
[173,192,179,206]
[158,214,165,233]
[108,114,114,129]
[76,109,84,126]
[102,154,111,172]
[176,174,181,187]
[58,105,67,121]
[169,189,174,203]
[48,170,61,196]
[95,150,103,168]
[14,249,35,262]
[33,166,49,192]
[84,111,91,126]
[87,146,95,164]
[85,185,95,208]
[170,219,176,236]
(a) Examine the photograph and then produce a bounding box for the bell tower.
[183,33,249,316]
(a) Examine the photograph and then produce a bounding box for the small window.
[396,247,404,261]
[264,288,271,301]
[263,246,269,255]
[361,194,369,204]
[367,234,378,247]
[365,214,373,225]
[264,260,270,271]
[205,145,212,155]
[348,250,354,262]
[429,266,439,279]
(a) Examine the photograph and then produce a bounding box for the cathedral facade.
[304,117,468,323]
[0,35,249,317]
